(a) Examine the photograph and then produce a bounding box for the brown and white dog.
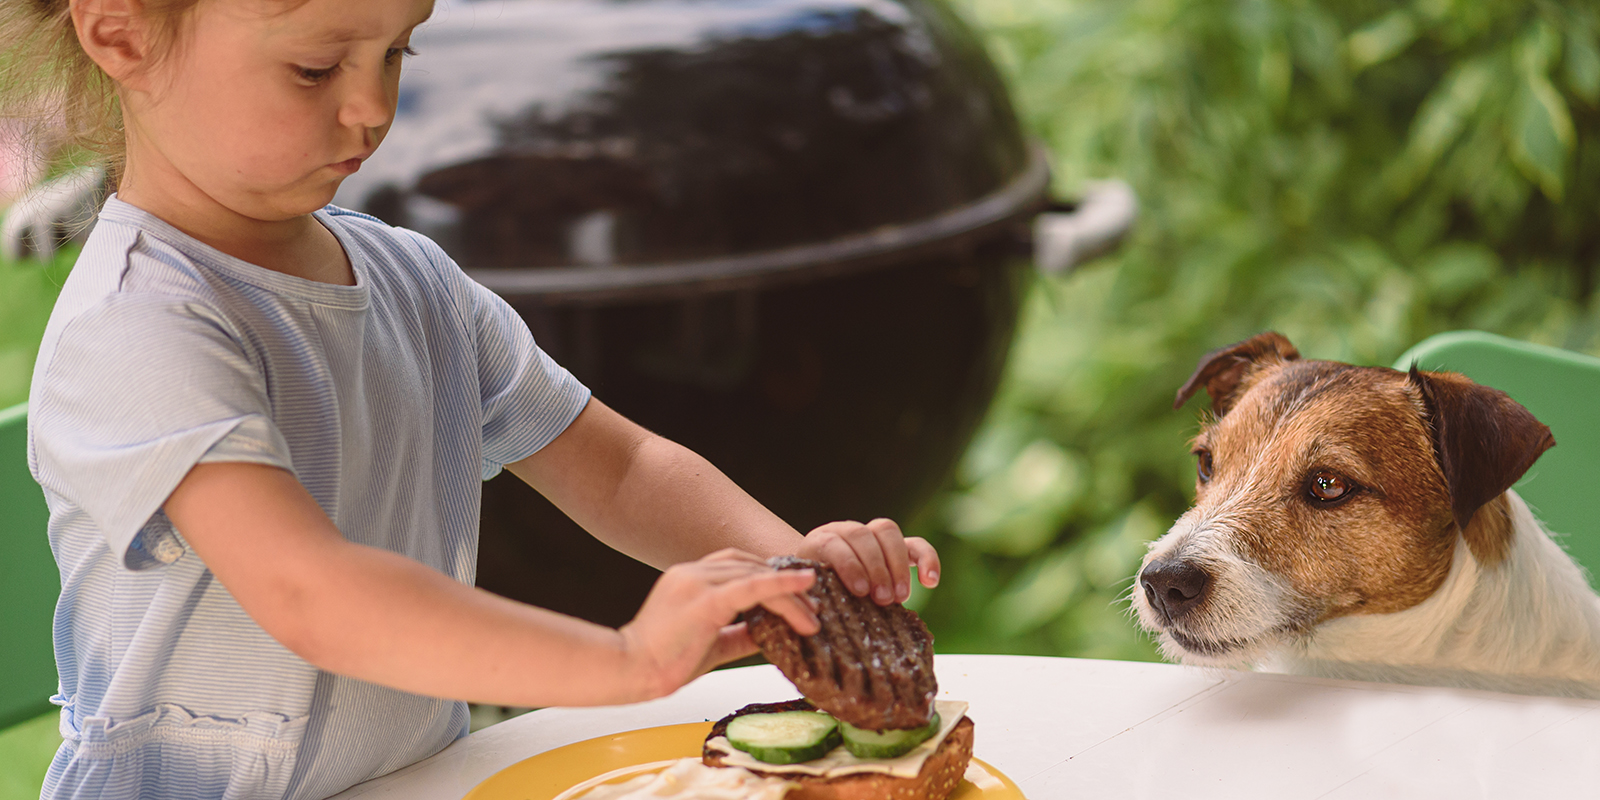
[1133,331,1600,696]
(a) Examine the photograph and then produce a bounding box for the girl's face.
[122,0,433,222]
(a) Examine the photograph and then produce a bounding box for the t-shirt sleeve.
[31,293,293,570]
[467,278,591,478]
[397,229,590,478]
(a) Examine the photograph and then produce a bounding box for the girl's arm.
[505,398,804,567]
[164,461,819,707]
[507,399,940,604]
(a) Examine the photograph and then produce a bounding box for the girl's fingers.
[676,548,789,587]
[684,552,820,630]
[708,568,816,622]
[637,536,942,699]
[803,523,870,597]
[839,523,894,604]
[690,558,775,584]
[867,518,912,602]
[801,520,930,604]
[695,548,770,571]
[699,623,759,676]
[630,556,818,698]
[907,537,941,587]
[755,591,820,635]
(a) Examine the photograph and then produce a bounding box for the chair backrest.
[1395,331,1600,589]
[0,403,58,729]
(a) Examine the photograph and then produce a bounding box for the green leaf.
[1389,59,1494,197]
[945,439,1086,556]
[1419,242,1500,305]
[986,546,1081,637]
[1347,10,1418,72]
[1259,44,1292,109]
[1507,72,1576,201]
[1566,26,1600,103]
[1518,17,1563,75]
[1081,503,1165,590]
[1289,5,1347,96]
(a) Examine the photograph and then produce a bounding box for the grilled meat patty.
[744,557,937,730]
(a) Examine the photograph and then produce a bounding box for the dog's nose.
[1140,558,1210,621]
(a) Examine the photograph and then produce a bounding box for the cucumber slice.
[839,712,942,759]
[726,710,842,764]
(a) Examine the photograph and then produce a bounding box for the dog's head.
[1133,332,1555,666]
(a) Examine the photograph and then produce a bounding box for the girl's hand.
[618,549,818,700]
[798,518,941,605]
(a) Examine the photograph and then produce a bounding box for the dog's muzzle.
[1134,517,1314,666]
[1140,557,1212,624]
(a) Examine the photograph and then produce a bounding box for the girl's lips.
[331,157,364,175]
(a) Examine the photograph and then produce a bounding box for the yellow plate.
[463,721,1025,800]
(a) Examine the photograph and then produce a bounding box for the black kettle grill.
[333,0,1134,626]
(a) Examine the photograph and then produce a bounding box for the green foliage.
[0,245,74,409]
[912,0,1600,660]
[0,712,58,800]
[0,241,69,800]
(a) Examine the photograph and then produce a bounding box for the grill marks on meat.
[745,557,937,730]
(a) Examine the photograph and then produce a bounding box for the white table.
[329,654,1600,799]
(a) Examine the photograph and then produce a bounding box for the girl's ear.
[70,0,152,86]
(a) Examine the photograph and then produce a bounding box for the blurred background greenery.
[3,0,1600,791]
[0,248,73,410]
[904,0,1600,662]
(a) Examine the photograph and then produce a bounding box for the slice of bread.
[702,700,974,800]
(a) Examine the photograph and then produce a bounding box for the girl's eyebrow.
[311,27,368,44]
[309,8,433,45]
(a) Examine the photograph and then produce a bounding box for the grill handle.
[1033,179,1138,274]
[0,159,1138,277]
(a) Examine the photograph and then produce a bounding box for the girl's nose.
[338,71,393,131]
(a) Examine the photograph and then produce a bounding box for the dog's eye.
[1195,449,1213,483]
[1309,471,1352,502]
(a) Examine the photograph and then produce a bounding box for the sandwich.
[700,557,973,800]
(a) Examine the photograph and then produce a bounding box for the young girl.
[5,0,943,797]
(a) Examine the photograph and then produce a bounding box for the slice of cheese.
[705,700,968,779]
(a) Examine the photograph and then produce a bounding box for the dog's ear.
[1174,332,1300,414]
[1408,367,1555,533]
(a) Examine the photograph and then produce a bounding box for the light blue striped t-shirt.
[27,196,591,800]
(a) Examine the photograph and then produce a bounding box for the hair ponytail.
[1,0,199,186]
[1,0,123,181]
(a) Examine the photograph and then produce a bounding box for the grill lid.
[333,0,1031,273]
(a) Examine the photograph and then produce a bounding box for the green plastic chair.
[1395,331,1600,589]
[0,403,56,731]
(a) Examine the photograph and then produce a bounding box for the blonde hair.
[0,0,200,184]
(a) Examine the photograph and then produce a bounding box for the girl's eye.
[1195,449,1213,483]
[297,65,338,84]
[296,47,414,84]
[1308,471,1355,503]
